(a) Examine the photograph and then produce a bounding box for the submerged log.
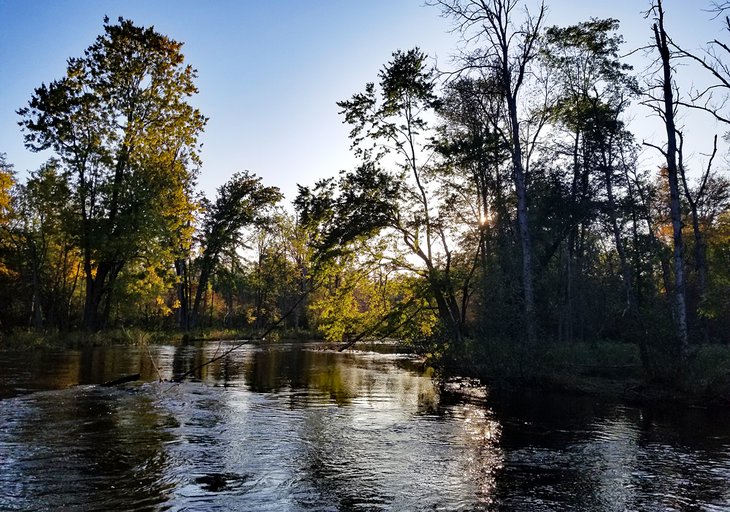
[101,373,141,387]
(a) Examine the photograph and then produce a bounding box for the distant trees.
[9,161,79,329]
[180,171,282,330]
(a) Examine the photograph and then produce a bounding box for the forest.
[2,0,730,387]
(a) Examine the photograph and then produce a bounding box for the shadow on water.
[1,341,730,510]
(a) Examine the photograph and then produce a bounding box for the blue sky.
[0,1,720,201]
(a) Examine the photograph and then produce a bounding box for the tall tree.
[644,0,689,359]
[18,17,206,330]
[433,77,518,338]
[333,49,477,346]
[433,0,546,345]
[657,4,730,342]
[183,171,282,330]
[542,18,649,365]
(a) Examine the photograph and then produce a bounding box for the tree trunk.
[653,1,690,360]
[605,154,651,372]
[175,258,191,331]
[82,260,123,331]
[678,135,713,343]
[191,255,214,329]
[507,94,537,345]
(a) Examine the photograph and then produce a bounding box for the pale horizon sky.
[0,0,724,203]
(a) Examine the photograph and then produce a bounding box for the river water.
[1,341,729,511]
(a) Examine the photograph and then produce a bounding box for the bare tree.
[643,0,689,360]
[668,2,730,124]
[432,0,546,345]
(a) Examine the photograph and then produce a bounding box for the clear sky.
[0,0,722,202]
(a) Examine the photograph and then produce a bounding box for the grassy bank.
[0,327,184,350]
[0,326,321,350]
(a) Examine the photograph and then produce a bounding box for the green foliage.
[201,171,283,261]
[295,163,399,263]
[702,210,730,332]
[0,154,13,225]
[18,16,206,330]
[0,155,16,292]
[185,171,283,329]
[324,47,478,350]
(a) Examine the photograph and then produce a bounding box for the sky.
[0,0,723,202]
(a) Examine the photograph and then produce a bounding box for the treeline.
[0,18,288,334]
[1,3,730,377]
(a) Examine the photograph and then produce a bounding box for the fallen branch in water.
[145,343,165,382]
[101,373,141,387]
[339,300,422,352]
[171,284,314,383]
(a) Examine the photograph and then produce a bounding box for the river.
[1,341,729,511]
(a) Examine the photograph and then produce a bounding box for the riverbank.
[0,327,173,350]
[0,326,319,351]
[448,339,730,410]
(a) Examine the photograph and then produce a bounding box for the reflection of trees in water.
[3,387,175,510]
[5,344,730,510]
[485,392,730,510]
[171,342,209,380]
[284,362,501,510]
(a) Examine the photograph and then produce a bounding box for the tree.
[18,17,206,330]
[0,154,12,226]
[332,49,478,347]
[182,171,282,330]
[432,77,528,343]
[0,154,16,328]
[432,0,547,345]
[542,18,651,366]
[644,0,690,359]
[9,160,80,329]
[655,3,730,343]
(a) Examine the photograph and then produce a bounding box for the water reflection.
[1,342,730,510]
[150,344,501,510]
[0,386,176,511]
[488,390,730,511]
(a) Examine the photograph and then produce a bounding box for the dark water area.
[1,341,729,511]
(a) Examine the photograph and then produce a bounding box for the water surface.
[1,341,729,511]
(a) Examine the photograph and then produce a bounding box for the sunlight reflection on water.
[143,344,504,511]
